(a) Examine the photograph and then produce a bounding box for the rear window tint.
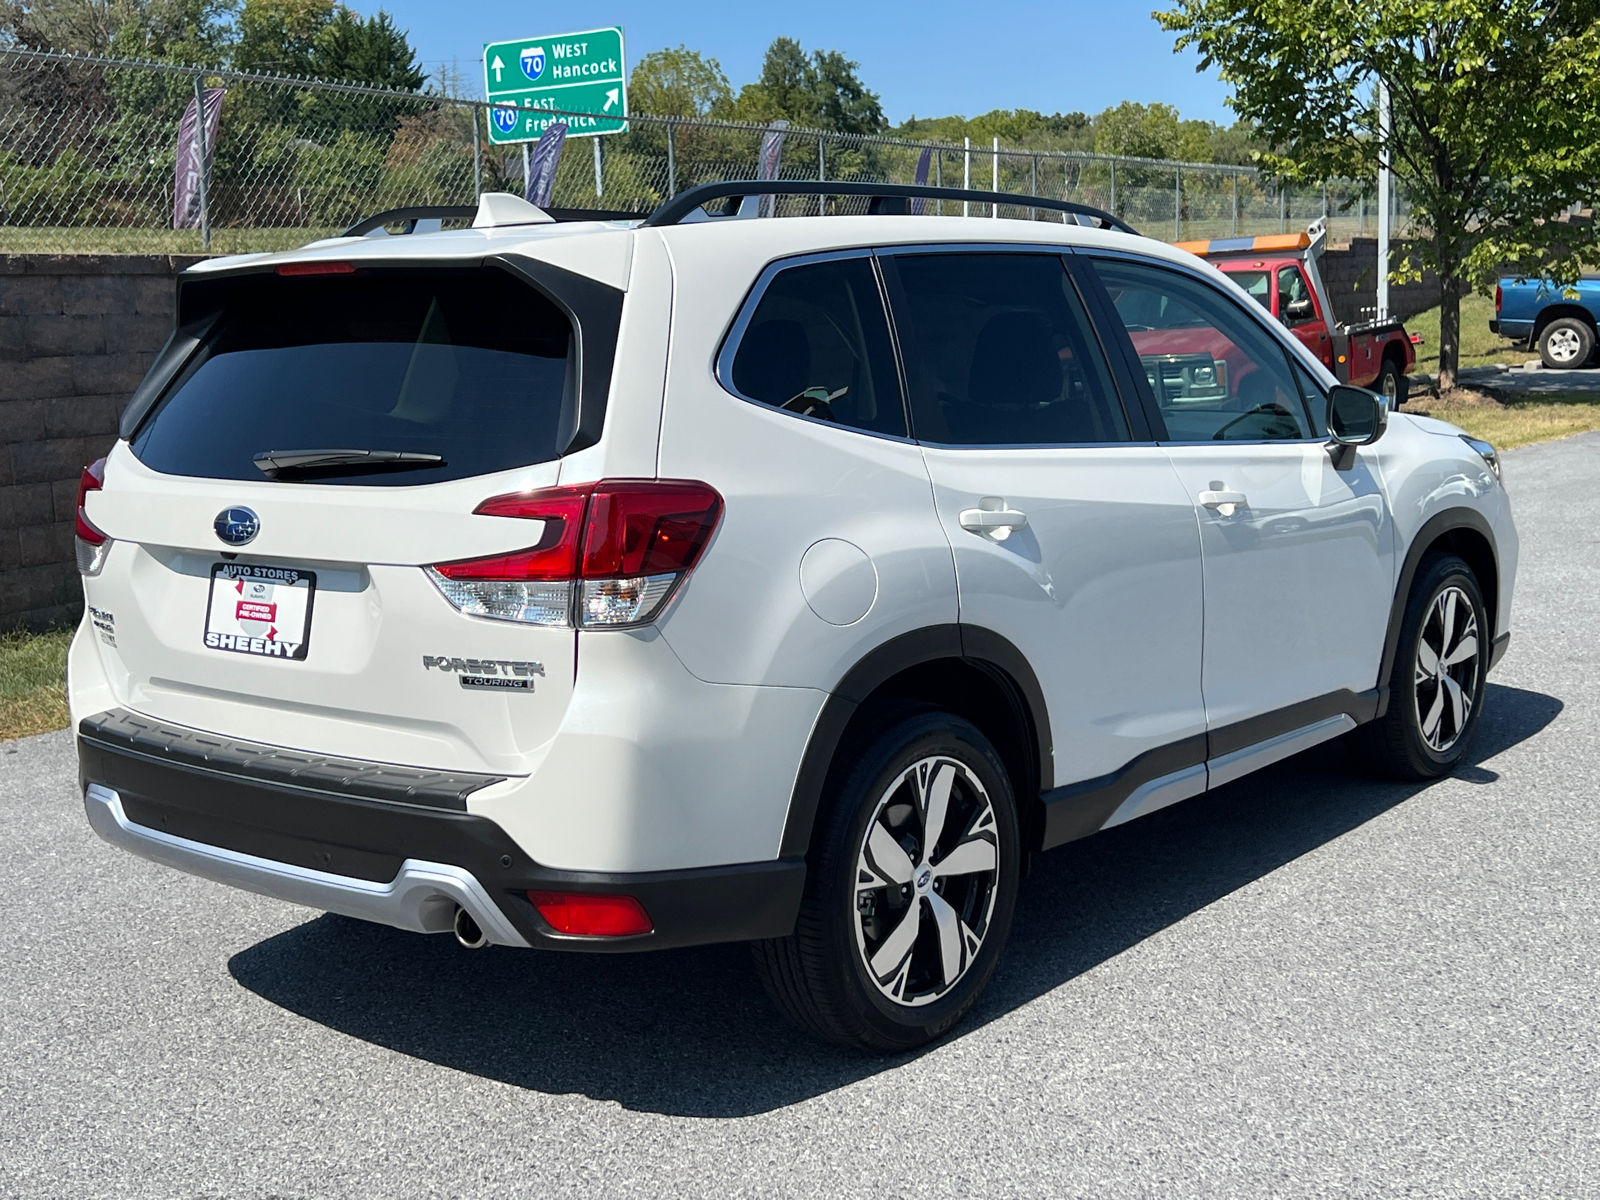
[131,267,576,486]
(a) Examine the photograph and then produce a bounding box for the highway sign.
[482,26,627,143]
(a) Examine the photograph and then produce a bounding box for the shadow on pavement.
[229,683,1561,1117]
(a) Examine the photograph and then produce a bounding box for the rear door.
[880,249,1208,822]
[81,260,621,775]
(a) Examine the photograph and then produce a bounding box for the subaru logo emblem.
[214,507,259,547]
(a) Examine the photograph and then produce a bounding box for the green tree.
[629,44,734,119]
[233,0,327,74]
[1159,0,1600,390]
[734,36,886,134]
[1093,101,1212,162]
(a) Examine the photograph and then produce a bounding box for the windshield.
[131,267,576,486]
[1226,270,1271,312]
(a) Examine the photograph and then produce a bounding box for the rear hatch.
[81,257,622,775]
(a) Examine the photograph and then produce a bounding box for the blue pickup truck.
[1493,276,1600,368]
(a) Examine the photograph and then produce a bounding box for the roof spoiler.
[640,180,1140,235]
[341,194,650,238]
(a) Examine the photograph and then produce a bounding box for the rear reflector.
[527,890,653,937]
[427,479,722,628]
[275,261,357,276]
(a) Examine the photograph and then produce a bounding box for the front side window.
[726,255,906,437]
[1091,257,1318,443]
[132,267,577,486]
[1278,265,1315,326]
[885,252,1129,446]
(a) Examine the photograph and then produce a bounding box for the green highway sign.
[482,26,627,142]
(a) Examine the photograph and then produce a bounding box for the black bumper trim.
[78,717,805,952]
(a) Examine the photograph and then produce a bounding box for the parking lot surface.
[3,433,1597,1199]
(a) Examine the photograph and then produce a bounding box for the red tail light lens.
[426,479,722,628]
[527,890,653,937]
[74,457,111,576]
[275,261,357,276]
[1495,285,1503,313]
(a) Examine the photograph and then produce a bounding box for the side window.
[1090,257,1318,443]
[1278,265,1315,326]
[885,252,1130,446]
[727,256,906,437]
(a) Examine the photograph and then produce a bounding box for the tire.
[1537,316,1595,369]
[753,711,1021,1052]
[1375,356,1408,407]
[1353,554,1489,780]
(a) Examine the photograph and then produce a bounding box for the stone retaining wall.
[1,255,200,631]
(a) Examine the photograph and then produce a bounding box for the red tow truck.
[1176,218,1416,404]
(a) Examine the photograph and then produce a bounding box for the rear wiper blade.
[253,449,445,475]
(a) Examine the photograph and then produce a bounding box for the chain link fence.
[1,46,1418,254]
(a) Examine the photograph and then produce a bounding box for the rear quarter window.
[131,266,577,486]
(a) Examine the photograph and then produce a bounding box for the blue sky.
[372,1,1236,125]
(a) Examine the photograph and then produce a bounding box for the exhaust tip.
[453,904,488,949]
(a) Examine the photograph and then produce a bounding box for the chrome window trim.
[1075,245,1339,446]
[711,247,918,444]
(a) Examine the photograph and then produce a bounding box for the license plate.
[203,563,316,660]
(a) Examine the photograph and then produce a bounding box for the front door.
[1085,254,1395,746]
[880,250,1208,825]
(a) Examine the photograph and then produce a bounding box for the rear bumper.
[78,710,805,952]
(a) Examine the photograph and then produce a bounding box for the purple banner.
[173,87,224,230]
[758,120,787,218]
[911,147,932,214]
[525,122,567,208]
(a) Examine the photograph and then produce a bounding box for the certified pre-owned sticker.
[423,655,545,691]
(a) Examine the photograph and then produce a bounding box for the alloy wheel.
[853,756,1000,1007]
[1547,326,1584,364]
[1414,584,1481,752]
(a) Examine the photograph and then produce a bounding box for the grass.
[1405,292,1535,371]
[0,226,343,256]
[1402,387,1600,449]
[0,627,72,742]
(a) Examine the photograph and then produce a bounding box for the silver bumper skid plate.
[84,783,530,947]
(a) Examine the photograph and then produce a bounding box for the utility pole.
[992,137,999,218]
[963,137,971,217]
[1377,81,1392,321]
[471,106,482,197]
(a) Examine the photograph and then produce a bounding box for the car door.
[1083,253,1395,755]
[880,249,1208,837]
[1277,263,1332,370]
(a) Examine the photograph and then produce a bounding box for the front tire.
[1354,554,1488,780]
[753,712,1020,1052]
[1537,317,1595,369]
[1375,356,1408,407]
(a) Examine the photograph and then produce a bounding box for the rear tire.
[1537,317,1595,369]
[753,711,1020,1052]
[1375,356,1408,407]
[1353,554,1488,780]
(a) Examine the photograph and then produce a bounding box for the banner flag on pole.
[911,147,932,214]
[526,121,568,208]
[757,120,788,217]
[173,87,224,230]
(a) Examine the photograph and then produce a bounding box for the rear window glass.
[131,267,575,486]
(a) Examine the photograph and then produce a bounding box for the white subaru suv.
[71,182,1517,1051]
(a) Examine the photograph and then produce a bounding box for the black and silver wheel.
[754,711,1020,1051]
[1354,554,1488,779]
[1537,316,1595,369]
[1375,357,1408,407]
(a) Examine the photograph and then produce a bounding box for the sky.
[370,0,1236,125]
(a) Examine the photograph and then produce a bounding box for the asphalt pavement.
[3,433,1598,1199]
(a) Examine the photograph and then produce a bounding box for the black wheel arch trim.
[777,624,1052,860]
[1377,507,1499,716]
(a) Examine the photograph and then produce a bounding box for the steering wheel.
[1211,402,1299,441]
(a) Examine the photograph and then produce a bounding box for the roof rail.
[341,202,649,238]
[642,180,1141,235]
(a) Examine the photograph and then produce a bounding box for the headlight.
[1461,435,1501,482]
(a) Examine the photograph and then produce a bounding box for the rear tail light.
[527,890,653,937]
[427,479,723,628]
[1495,285,1503,313]
[74,457,111,576]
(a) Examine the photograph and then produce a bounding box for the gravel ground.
[2,433,1596,1200]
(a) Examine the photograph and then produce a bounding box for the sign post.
[482,27,627,144]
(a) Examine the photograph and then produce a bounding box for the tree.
[1159,0,1600,390]
[734,36,886,134]
[234,0,327,75]
[1093,101,1212,162]
[629,45,734,119]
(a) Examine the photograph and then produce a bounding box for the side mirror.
[1285,297,1314,323]
[1326,384,1387,468]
